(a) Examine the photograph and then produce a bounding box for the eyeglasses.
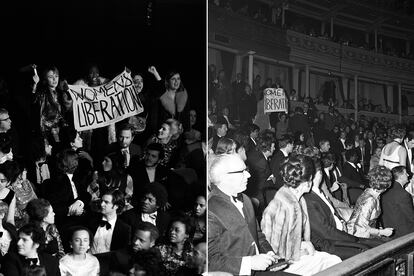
[227,169,248,174]
[0,117,10,121]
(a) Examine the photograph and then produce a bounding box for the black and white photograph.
[0,0,206,275]
[208,0,414,275]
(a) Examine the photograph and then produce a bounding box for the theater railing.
[287,30,414,83]
[289,101,410,123]
[314,232,414,276]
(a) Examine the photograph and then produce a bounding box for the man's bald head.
[209,154,250,195]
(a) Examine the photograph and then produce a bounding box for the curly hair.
[142,182,168,209]
[368,165,392,190]
[19,223,46,248]
[391,127,406,140]
[280,155,315,188]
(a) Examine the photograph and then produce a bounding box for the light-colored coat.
[261,186,311,261]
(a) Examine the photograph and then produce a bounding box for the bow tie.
[25,257,38,267]
[99,220,112,230]
[37,161,48,167]
[232,193,243,203]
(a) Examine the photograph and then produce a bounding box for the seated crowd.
[208,93,414,274]
[0,63,206,275]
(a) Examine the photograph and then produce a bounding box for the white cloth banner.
[68,70,143,131]
[263,88,288,113]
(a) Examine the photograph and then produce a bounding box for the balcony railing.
[315,232,414,276]
[287,30,414,83]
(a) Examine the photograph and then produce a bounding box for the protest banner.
[68,70,143,131]
[263,88,288,113]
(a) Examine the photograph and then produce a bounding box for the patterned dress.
[157,243,193,276]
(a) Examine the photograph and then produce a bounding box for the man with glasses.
[208,154,289,275]
[0,108,19,159]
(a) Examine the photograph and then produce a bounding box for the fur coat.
[261,185,311,261]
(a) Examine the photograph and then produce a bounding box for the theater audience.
[87,152,133,211]
[186,195,206,244]
[1,223,60,276]
[26,199,65,259]
[43,149,91,228]
[120,183,171,238]
[59,226,99,275]
[246,133,275,209]
[3,160,37,228]
[304,156,381,260]
[107,124,142,169]
[0,201,17,262]
[381,166,414,239]
[128,143,169,205]
[89,189,130,254]
[147,120,180,168]
[0,162,17,225]
[157,215,195,276]
[346,166,394,239]
[261,155,341,275]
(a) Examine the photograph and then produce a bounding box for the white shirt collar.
[280,148,289,157]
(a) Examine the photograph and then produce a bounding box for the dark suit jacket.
[365,139,377,157]
[43,171,91,225]
[208,186,273,275]
[246,149,272,202]
[0,252,60,276]
[89,214,131,251]
[381,181,414,238]
[127,160,169,206]
[119,208,171,238]
[245,137,257,155]
[269,150,287,190]
[107,142,142,163]
[342,162,366,205]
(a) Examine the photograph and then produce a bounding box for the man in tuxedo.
[128,143,169,205]
[356,138,370,174]
[365,131,377,157]
[304,172,381,260]
[43,149,91,228]
[1,223,60,276]
[120,182,171,237]
[270,135,293,189]
[245,123,260,155]
[246,133,275,208]
[209,118,228,153]
[381,166,414,239]
[90,189,131,254]
[106,124,142,168]
[107,222,162,274]
[208,154,288,275]
[343,149,367,205]
[232,73,246,120]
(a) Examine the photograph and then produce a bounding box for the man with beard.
[128,143,169,206]
[107,124,142,169]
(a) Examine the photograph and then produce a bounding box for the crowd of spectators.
[210,0,414,61]
[0,63,206,275]
[208,66,414,274]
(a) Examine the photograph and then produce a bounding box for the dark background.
[0,0,206,123]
